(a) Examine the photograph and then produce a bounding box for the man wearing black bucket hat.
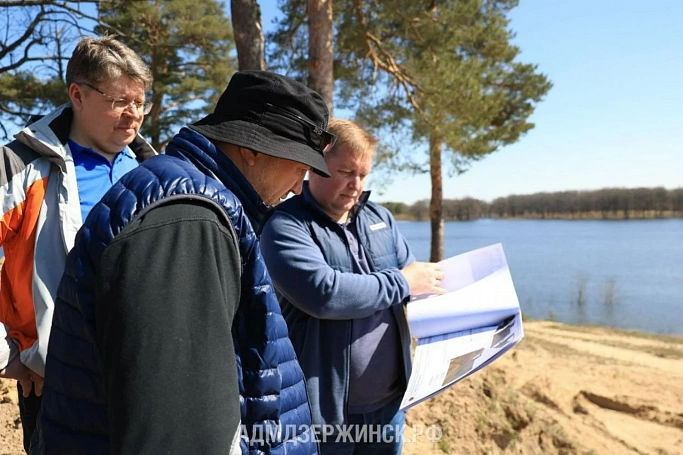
[33,71,330,454]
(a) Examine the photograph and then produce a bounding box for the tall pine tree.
[271,0,552,260]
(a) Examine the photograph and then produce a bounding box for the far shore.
[390,211,683,222]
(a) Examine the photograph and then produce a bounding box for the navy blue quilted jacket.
[33,127,318,454]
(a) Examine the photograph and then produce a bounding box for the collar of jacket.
[14,103,156,173]
[299,180,371,226]
[165,127,271,231]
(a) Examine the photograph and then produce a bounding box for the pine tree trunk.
[149,95,162,151]
[149,23,162,152]
[231,0,266,71]
[308,0,334,114]
[429,134,444,262]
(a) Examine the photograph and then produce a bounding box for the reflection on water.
[396,219,683,335]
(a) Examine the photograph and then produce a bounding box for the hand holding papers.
[399,261,447,297]
[400,244,524,410]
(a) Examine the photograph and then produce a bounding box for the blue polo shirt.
[69,139,139,221]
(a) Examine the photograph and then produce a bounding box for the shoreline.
[391,213,683,222]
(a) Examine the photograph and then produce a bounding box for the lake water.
[396,219,683,335]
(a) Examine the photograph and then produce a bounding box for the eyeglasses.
[81,82,153,115]
[265,103,337,153]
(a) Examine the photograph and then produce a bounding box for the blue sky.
[3,1,681,204]
[260,0,683,203]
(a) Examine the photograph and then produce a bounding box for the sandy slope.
[1,321,681,455]
[0,379,22,455]
[402,321,683,455]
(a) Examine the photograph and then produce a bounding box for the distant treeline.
[381,187,683,221]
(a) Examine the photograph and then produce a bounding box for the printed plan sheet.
[400,244,523,410]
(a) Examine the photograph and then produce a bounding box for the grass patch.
[438,438,451,453]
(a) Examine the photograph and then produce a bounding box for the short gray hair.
[66,36,152,90]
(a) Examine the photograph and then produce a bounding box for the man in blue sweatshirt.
[261,119,445,455]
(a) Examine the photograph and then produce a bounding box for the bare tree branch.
[44,2,126,36]
[0,0,97,7]
[162,95,202,112]
[0,0,135,112]
[0,103,31,118]
[0,1,127,40]
[0,8,48,60]
[174,61,215,70]
[0,117,8,139]
[0,53,67,73]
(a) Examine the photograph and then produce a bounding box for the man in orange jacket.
[0,36,155,452]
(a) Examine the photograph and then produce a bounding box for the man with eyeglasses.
[0,36,155,453]
[260,119,445,455]
[33,71,329,454]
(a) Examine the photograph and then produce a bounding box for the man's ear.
[238,146,258,167]
[68,83,85,111]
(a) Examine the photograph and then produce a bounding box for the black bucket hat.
[189,70,334,177]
